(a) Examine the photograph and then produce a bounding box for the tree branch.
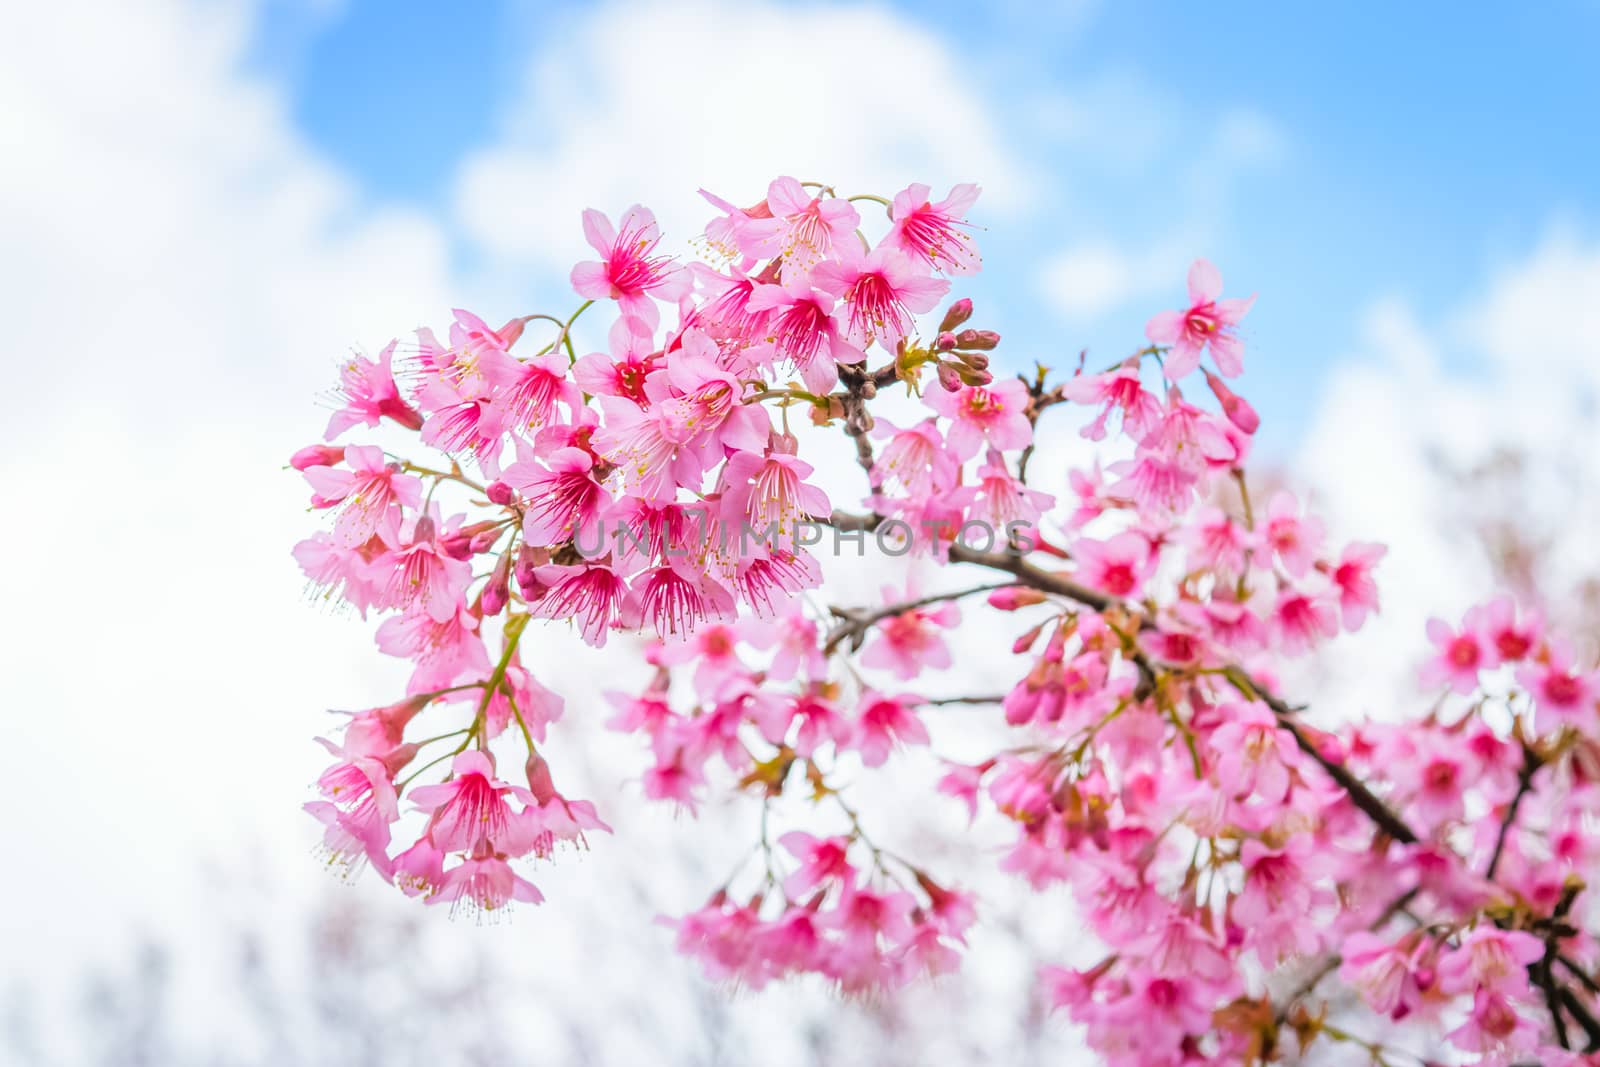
[1485,744,1543,880]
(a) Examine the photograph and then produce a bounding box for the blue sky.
[255,0,1600,457]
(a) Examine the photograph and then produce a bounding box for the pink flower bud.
[989,587,1048,611]
[497,317,527,348]
[937,298,974,333]
[1012,621,1046,654]
[469,528,501,554]
[515,543,549,597]
[440,534,474,560]
[955,328,1000,351]
[1202,369,1260,435]
[957,351,990,371]
[525,753,557,805]
[481,552,512,616]
[936,362,963,392]
[486,480,515,505]
[934,331,958,353]
[289,444,344,470]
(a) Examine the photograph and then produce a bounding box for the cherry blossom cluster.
[292,176,1600,1063]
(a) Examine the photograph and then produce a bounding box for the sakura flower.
[325,340,423,439]
[1107,449,1198,515]
[1330,540,1387,629]
[408,751,522,855]
[746,276,863,394]
[853,693,930,767]
[811,244,948,350]
[642,749,705,813]
[1518,641,1597,733]
[732,549,823,617]
[503,446,608,548]
[528,562,639,648]
[651,329,770,456]
[923,377,1031,462]
[375,601,489,692]
[1482,596,1540,663]
[430,851,545,920]
[591,395,697,502]
[721,449,831,547]
[1209,702,1298,801]
[370,512,471,623]
[418,376,501,467]
[778,832,853,898]
[870,417,958,500]
[633,564,735,639]
[1272,578,1339,655]
[741,612,824,682]
[884,182,982,274]
[937,761,990,823]
[740,176,860,277]
[1438,927,1543,997]
[302,444,423,548]
[391,838,445,898]
[1422,612,1490,694]
[1060,360,1164,442]
[481,346,580,433]
[1233,838,1322,963]
[292,532,381,615]
[787,693,851,757]
[1338,933,1430,1019]
[827,881,916,973]
[1182,505,1254,574]
[1262,490,1325,578]
[860,584,960,680]
[1144,258,1255,379]
[570,205,690,325]
[1447,987,1541,1059]
[303,741,409,880]
[1072,532,1156,599]
[571,315,660,404]
[957,451,1055,536]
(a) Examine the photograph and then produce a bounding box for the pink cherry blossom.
[325,340,423,439]
[884,182,982,274]
[288,177,1600,1058]
[1144,258,1255,379]
[302,444,423,548]
[570,205,691,325]
[1072,532,1156,598]
[923,377,1031,461]
[853,693,929,767]
[811,244,949,350]
[740,176,861,278]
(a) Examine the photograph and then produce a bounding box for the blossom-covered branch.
[292,176,1600,1065]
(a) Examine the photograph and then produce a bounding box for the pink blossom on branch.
[289,175,1600,1065]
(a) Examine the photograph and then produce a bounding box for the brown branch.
[823,582,1013,656]
[1485,744,1543,880]
[938,534,1422,844]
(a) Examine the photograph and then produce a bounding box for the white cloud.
[1037,238,1187,321]
[0,0,457,1013]
[452,0,1034,270]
